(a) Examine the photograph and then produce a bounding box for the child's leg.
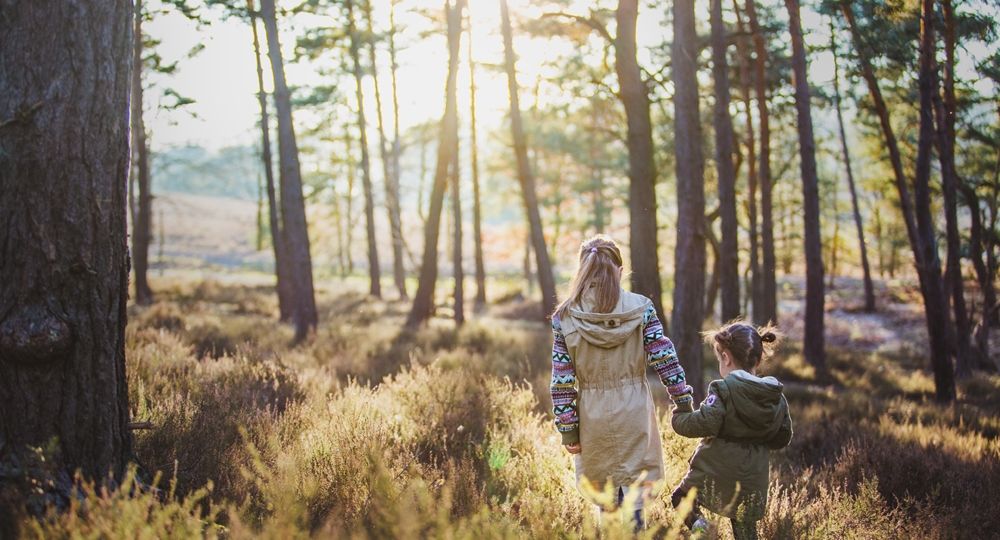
[670,484,703,529]
[618,485,646,532]
[730,518,758,540]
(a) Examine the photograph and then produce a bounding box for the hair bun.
[760,332,777,343]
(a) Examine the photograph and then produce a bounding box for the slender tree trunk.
[344,129,356,274]
[260,0,318,340]
[842,0,955,400]
[711,0,740,321]
[131,0,154,305]
[785,0,825,372]
[840,3,923,271]
[363,0,407,300]
[347,0,382,298]
[467,9,487,312]
[830,23,875,312]
[256,171,264,251]
[590,98,607,235]
[916,0,958,400]
[501,0,557,319]
[616,0,664,321]
[934,0,974,376]
[963,183,996,367]
[407,0,464,328]
[451,128,465,326]
[706,218,722,316]
[248,0,292,321]
[672,0,707,399]
[733,0,761,318]
[746,0,777,324]
[0,0,133,482]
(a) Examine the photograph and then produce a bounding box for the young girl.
[670,320,793,540]
[550,236,694,530]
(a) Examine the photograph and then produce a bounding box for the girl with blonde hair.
[550,235,694,530]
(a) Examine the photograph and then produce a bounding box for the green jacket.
[672,370,792,521]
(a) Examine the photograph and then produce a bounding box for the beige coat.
[560,289,664,489]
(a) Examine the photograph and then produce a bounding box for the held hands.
[564,443,582,454]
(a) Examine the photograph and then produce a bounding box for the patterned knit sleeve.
[550,316,580,445]
[643,305,694,403]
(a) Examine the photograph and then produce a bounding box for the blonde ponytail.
[554,235,624,320]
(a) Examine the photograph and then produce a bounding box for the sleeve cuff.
[672,397,694,413]
[560,428,580,445]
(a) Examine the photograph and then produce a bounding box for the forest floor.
[16,274,1000,539]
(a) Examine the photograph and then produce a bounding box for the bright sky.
[145,0,997,153]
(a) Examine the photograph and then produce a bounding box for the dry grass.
[10,277,1000,538]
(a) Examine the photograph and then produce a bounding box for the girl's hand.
[565,443,581,454]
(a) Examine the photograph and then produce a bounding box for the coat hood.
[560,288,652,349]
[720,370,788,440]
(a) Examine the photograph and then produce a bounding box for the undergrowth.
[10,279,1000,538]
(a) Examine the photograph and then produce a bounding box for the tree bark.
[347,0,382,299]
[934,0,975,376]
[830,22,875,312]
[914,0,957,401]
[615,0,664,322]
[260,0,318,340]
[672,0,707,399]
[131,0,154,305]
[0,0,133,481]
[466,10,487,312]
[733,0,761,319]
[363,0,407,301]
[248,0,293,321]
[785,0,825,373]
[501,0,557,319]
[406,0,464,328]
[711,0,740,322]
[745,0,777,325]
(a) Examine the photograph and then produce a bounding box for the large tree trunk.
[615,0,664,321]
[934,0,975,376]
[131,0,154,305]
[501,0,557,319]
[710,0,740,322]
[785,0,825,373]
[0,0,133,482]
[406,0,464,328]
[347,0,382,299]
[364,0,407,301]
[830,23,875,312]
[733,0,761,319]
[466,9,487,312]
[248,0,293,321]
[260,0,318,340]
[672,0,707,399]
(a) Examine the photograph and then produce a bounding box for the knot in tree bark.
[0,304,72,365]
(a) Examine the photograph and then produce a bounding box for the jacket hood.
[562,288,651,348]
[721,370,787,439]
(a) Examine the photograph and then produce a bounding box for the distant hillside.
[152,144,261,201]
